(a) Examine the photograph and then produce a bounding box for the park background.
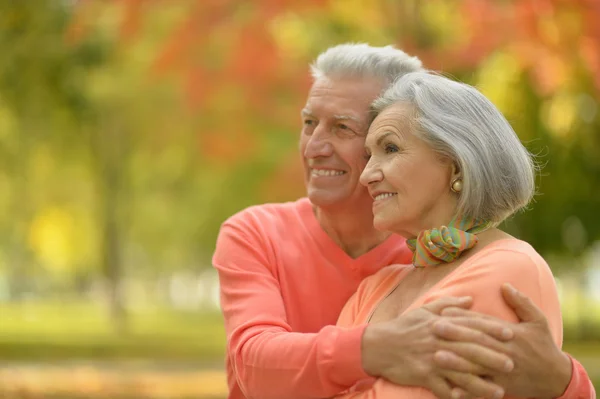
[0,0,598,397]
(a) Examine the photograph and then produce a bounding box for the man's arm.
[559,356,597,399]
[432,283,596,399]
[214,219,368,399]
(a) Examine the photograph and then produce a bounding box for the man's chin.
[307,189,346,208]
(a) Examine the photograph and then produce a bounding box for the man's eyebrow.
[332,114,362,124]
[301,109,314,117]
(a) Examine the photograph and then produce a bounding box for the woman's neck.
[402,195,469,238]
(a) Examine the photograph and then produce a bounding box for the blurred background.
[0,0,598,397]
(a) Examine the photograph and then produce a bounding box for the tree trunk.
[7,124,32,301]
[91,118,128,334]
[101,156,126,333]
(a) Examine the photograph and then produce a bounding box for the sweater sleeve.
[213,214,369,399]
[556,354,596,399]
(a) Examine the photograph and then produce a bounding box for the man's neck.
[313,203,391,259]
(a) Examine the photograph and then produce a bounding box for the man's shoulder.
[222,197,311,231]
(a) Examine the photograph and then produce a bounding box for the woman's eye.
[385,144,399,154]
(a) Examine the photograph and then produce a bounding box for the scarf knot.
[406,218,490,268]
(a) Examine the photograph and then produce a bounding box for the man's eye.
[364,153,371,161]
[339,124,349,130]
[304,119,315,126]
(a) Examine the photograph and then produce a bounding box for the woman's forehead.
[369,103,414,135]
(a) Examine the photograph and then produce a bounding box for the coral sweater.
[213,198,411,399]
[213,198,595,399]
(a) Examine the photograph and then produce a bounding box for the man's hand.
[361,296,509,399]
[433,283,572,399]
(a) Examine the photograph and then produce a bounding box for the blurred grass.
[0,300,597,397]
[0,301,226,361]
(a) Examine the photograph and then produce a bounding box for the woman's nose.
[359,158,383,187]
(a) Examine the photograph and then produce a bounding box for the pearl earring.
[451,178,463,193]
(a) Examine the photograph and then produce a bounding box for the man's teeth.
[375,193,396,200]
[312,169,345,177]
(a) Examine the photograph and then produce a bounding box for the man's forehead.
[301,107,367,122]
[307,76,382,105]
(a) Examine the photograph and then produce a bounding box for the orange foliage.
[259,155,306,203]
[199,130,258,166]
[407,0,600,94]
[119,0,143,41]
[68,0,600,177]
[185,66,210,109]
[230,21,279,82]
[151,1,206,75]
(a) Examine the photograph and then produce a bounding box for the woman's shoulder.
[476,237,545,263]
[462,237,552,281]
[358,264,412,300]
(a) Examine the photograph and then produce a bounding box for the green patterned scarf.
[406,217,491,268]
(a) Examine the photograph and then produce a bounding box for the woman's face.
[360,102,459,237]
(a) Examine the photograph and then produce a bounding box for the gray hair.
[372,72,537,224]
[310,43,424,85]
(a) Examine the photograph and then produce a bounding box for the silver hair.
[372,71,537,224]
[310,43,424,85]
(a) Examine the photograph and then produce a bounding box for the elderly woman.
[336,71,562,399]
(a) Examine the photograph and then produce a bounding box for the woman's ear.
[450,161,461,180]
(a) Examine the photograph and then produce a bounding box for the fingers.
[441,307,497,320]
[501,283,545,323]
[427,375,456,399]
[441,370,505,399]
[434,317,514,342]
[434,350,488,375]
[450,387,477,399]
[423,296,473,315]
[438,341,514,374]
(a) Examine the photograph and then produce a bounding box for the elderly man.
[213,43,594,399]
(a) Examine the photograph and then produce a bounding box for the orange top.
[336,239,565,399]
[214,198,595,399]
[562,357,597,399]
[212,198,412,399]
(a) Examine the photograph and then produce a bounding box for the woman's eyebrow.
[365,131,396,149]
[376,131,395,146]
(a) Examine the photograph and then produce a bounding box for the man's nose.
[303,125,333,158]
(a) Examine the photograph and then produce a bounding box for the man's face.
[299,76,385,208]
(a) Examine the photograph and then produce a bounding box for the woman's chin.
[372,215,392,232]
